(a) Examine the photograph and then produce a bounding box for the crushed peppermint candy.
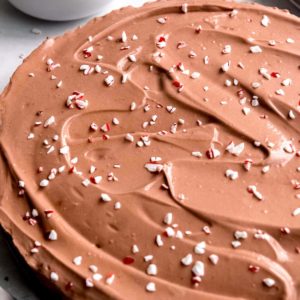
[181,253,193,266]
[222,45,232,54]
[194,242,206,254]
[48,230,58,241]
[85,278,94,288]
[192,151,202,158]
[282,141,295,154]
[288,110,296,120]
[100,193,112,202]
[104,75,114,86]
[221,61,231,72]
[166,105,176,113]
[146,282,156,292]
[157,17,167,24]
[206,147,220,159]
[39,179,49,187]
[59,145,69,155]
[281,78,292,86]
[261,165,270,174]
[90,176,102,184]
[18,180,25,188]
[250,45,262,53]
[263,278,276,287]
[209,254,219,265]
[112,201,121,210]
[165,227,175,237]
[31,28,42,35]
[242,107,251,115]
[132,244,139,254]
[105,273,115,285]
[93,273,103,281]
[89,265,98,273]
[191,72,201,79]
[50,272,59,282]
[230,9,238,17]
[73,256,83,266]
[231,240,241,248]
[130,102,137,111]
[56,80,63,88]
[225,169,239,180]
[261,15,270,27]
[79,64,93,75]
[286,38,295,44]
[163,212,173,225]
[83,46,93,58]
[181,3,188,13]
[9,5,300,297]
[144,255,154,262]
[192,261,205,277]
[128,54,137,62]
[276,89,285,96]
[292,208,300,216]
[147,264,158,276]
[66,92,88,109]
[144,163,164,173]
[247,185,263,201]
[226,142,244,156]
[155,234,164,247]
[156,35,168,48]
[234,230,248,240]
[125,133,134,142]
[44,116,55,128]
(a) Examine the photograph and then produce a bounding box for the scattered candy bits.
[11,2,300,299]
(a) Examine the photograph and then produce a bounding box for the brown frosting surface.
[1,0,300,299]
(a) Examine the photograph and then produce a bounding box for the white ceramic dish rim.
[8,0,118,21]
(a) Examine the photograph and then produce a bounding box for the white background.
[0,0,298,299]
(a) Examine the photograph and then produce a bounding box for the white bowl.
[8,0,117,21]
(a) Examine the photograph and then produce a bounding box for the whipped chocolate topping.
[1,0,300,299]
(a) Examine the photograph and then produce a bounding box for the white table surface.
[0,0,298,299]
